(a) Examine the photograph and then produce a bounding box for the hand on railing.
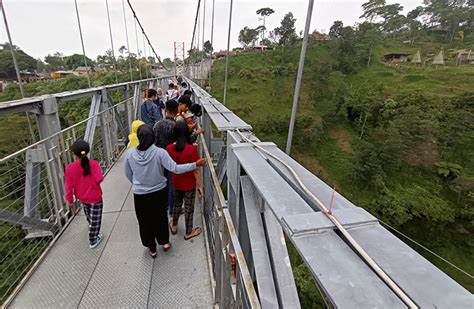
[197,186,204,199]
[196,158,208,167]
[195,128,205,135]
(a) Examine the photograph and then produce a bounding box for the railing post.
[133,82,141,120]
[124,84,132,131]
[100,88,113,167]
[34,96,66,227]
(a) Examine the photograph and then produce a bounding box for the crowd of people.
[65,79,207,258]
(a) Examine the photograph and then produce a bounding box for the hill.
[208,40,474,302]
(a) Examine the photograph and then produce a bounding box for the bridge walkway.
[8,154,214,308]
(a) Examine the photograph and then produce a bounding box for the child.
[65,140,105,249]
[128,120,145,149]
[166,121,203,240]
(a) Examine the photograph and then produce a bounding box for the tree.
[274,12,298,46]
[118,45,127,56]
[360,0,386,23]
[0,43,37,78]
[203,40,213,55]
[421,0,473,43]
[162,58,173,68]
[256,7,275,41]
[329,21,345,38]
[64,54,93,70]
[44,52,66,71]
[96,49,115,69]
[238,27,259,48]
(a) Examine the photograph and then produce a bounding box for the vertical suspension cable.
[223,0,234,105]
[122,0,133,81]
[105,0,119,84]
[208,0,215,89]
[0,0,24,98]
[133,19,142,80]
[286,0,314,154]
[143,33,149,79]
[74,0,91,87]
[196,6,201,75]
[201,0,206,82]
[186,0,201,75]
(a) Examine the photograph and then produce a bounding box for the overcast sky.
[0,0,420,61]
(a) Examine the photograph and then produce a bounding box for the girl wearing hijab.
[124,125,206,258]
[127,120,144,149]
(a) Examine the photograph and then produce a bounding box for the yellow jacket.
[127,120,145,149]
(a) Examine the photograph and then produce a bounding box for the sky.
[0,0,420,62]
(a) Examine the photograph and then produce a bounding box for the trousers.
[133,188,169,253]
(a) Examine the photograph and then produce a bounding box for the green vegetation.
[210,0,474,305]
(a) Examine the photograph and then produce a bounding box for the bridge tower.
[173,41,185,78]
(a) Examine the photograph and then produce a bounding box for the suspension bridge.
[1,0,473,308]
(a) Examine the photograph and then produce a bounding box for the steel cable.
[235,129,419,308]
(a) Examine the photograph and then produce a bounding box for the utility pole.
[1,0,25,98]
[285,0,314,155]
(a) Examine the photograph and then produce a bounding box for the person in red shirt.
[166,121,203,240]
[65,140,104,249]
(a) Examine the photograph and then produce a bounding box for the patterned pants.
[83,202,103,245]
[173,189,196,234]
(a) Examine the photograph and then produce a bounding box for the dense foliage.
[209,1,473,305]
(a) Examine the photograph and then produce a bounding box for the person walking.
[154,100,180,215]
[65,140,104,249]
[124,125,206,258]
[141,88,162,127]
[167,121,203,240]
[127,120,144,149]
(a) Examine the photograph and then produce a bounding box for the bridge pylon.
[173,42,185,78]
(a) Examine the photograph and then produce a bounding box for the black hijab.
[137,125,155,151]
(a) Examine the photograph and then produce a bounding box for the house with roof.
[383,53,410,63]
[74,66,94,77]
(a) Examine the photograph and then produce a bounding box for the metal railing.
[0,76,171,304]
[199,131,260,308]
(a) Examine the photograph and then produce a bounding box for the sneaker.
[89,234,103,249]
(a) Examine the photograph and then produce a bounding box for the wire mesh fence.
[0,97,132,303]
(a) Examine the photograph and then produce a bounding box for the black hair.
[173,120,189,152]
[165,99,179,113]
[178,95,193,107]
[137,125,155,151]
[168,83,175,89]
[147,88,157,98]
[183,90,193,96]
[190,104,202,117]
[181,82,187,87]
[70,140,91,176]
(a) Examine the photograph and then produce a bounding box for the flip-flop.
[148,249,157,258]
[163,243,172,252]
[169,223,177,235]
[184,227,202,240]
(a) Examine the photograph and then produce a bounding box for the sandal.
[163,243,172,252]
[184,227,202,240]
[148,249,157,258]
[169,223,178,235]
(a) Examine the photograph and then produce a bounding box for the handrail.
[0,98,129,163]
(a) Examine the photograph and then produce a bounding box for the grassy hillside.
[209,42,474,302]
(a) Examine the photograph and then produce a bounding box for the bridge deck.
[9,154,214,308]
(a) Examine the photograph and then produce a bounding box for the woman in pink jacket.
[65,140,104,249]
